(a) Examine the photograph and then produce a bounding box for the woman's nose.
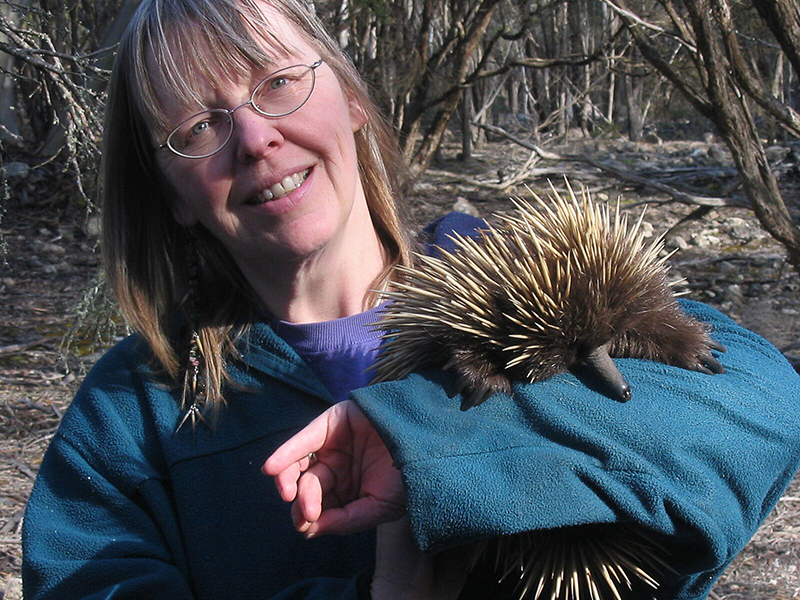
[232,105,284,162]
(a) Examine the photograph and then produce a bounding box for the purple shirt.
[271,303,387,403]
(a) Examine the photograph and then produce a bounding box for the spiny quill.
[372,180,725,410]
[466,525,675,600]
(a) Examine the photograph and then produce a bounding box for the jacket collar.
[236,321,335,403]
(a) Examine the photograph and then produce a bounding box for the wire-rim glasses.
[157,59,323,159]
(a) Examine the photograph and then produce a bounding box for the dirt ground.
[1,135,799,598]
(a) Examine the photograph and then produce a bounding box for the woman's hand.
[263,400,406,537]
[264,400,470,599]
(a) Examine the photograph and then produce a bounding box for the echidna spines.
[467,524,672,600]
[373,181,723,409]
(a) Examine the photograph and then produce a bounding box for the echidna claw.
[691,355,725,376]
[693,364,714,376]
[461,388,491,411]
[449,379,469,399]
[703,354,725,374]
[709,339,727,353]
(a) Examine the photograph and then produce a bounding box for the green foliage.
[59,270,126,375]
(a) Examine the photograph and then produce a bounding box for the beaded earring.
[176,231,207,433]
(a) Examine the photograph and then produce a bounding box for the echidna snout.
[578,342,632,402]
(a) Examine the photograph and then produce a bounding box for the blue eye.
[190,121,210,136]
[269,77,288,90]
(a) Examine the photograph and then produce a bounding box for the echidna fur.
[371,181,727,600]
[372,180,725,409]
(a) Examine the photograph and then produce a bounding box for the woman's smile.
[244,167,310,204]
[239,164,315,219]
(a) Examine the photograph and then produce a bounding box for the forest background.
[1,0,799,598]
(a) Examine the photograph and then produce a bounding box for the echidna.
[371,181,726,600]
[372,181,724,410]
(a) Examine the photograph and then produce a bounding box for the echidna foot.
[443,357,511,410]
[668,328,726,376]
[457,382,496,411]
[614,319,727,380]
[686,338,726,375]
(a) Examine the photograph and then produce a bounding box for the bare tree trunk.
[686,0,800,270]
[404,0,502,176]
[753,0,800,78]
[557,1,570,138]
[624,73,645,141]
[605,0,800,271]
[461,86,473,162]
[0,0,34,142]
[694,0,800,270]
[606,67,616,124]
[575,0,593,137]
[508,76,519,115]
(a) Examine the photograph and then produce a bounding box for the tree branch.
[603,0,713,118]
[710,0,800,138]
[474,121,747,208]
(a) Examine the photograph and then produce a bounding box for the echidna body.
[373,183,724,409]
[371,183,725,600]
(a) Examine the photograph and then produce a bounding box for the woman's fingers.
[287,458,405,537]
[291,498,313,534]
[263,401,406,536]
[271,462,301,502]
[263,405,345,503]
[263,416,329,478]
[295,463,338,524]
[303,497,405,538]
[275,451,325,501]
[289,464,336,534]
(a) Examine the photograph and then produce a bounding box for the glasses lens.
[167,110,232,158]
[251,64,315,117]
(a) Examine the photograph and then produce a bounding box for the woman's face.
[154,5,369,276]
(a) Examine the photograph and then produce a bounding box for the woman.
[23,0,463,598]
[22,0,800,599]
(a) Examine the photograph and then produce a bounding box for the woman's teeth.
[250,169,309,204]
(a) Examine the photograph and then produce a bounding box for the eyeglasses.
[157,59,323,159]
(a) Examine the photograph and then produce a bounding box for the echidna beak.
[580,344,632,402]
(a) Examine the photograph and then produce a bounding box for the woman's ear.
[348,95,368,133]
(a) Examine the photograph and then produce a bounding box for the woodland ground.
[0,133,799,599]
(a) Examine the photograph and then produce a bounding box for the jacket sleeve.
[350,300,800,600]
[21,343,369,600]
[22,433,197,600]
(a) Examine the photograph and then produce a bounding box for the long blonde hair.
[102,0,412,422]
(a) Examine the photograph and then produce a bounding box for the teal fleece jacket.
[22,324,376,600]
[22,214,800,599]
